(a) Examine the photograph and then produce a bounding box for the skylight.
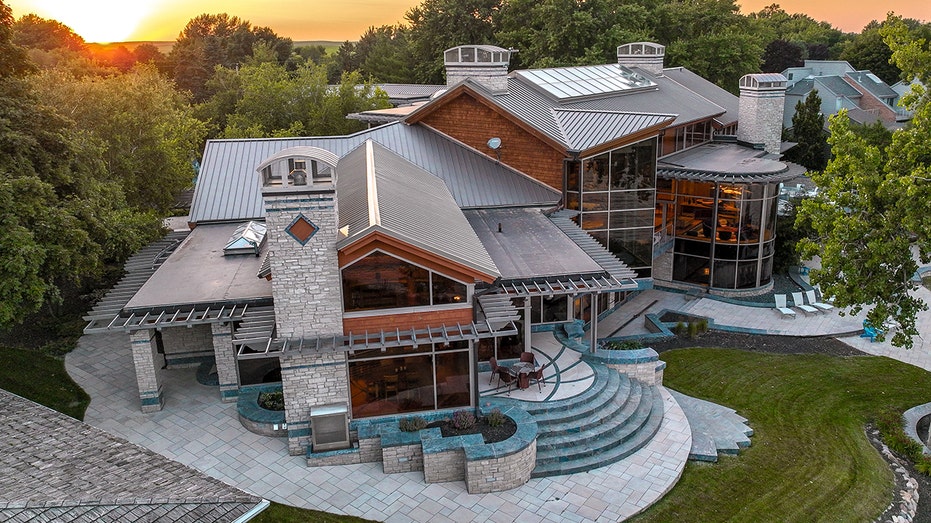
[224,221,267,256]
[516,64,656,101]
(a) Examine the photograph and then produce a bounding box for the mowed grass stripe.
[633,348,931,523]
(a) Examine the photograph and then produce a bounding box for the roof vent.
[224,221,267,256]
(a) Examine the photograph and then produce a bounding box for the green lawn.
[633,348,931,523]
[0,346,89,420]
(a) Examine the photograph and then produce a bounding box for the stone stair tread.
[534,397,653,462]
[535,381,644,450]
[531,392,665,478]
[528,370,626,425]
[689,431,719,462]
[535,379,639,436]
[522,365,617,414]
[668,388,753,459]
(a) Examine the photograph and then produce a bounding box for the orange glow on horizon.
[6,0,930,44]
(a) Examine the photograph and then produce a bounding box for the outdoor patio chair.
[519,351,536,364]
[529,362,549,392]
[488,357,500,385]
[496,367,516,395]
[792,292,820,315]
[773,294,796,319]
[805,289,834,312]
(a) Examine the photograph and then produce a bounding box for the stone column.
[130,329,163,413]
[280,351,349,455]
[211,322,239,402]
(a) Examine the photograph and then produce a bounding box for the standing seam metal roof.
[189,123,560,223]
[553,110,675,152]
[337,141,499,278]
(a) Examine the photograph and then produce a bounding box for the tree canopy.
[798,15,931,348]
[783,90,828,171]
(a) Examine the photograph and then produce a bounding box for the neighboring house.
[0,389,267,522]
[84,42,802,461]
[781,60,909,129]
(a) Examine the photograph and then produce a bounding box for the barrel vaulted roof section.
[189,122,559,223]
[253,146,339,173]
[337,140,499,278]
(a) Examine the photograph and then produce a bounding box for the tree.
[35,65,208,213]
[202,61,390,139]
[0,1,161,326]
[761,39,804,73]
[12,13,85,51]
[797,15,931,348]
[168,13,293,101]
[783,90,828,171]
[405,0,502,83]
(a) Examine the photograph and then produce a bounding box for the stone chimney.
[444,45,512,94]
[617,42,665,75]
[737,73,788,155]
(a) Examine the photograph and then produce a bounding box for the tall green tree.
[202,61,390,139]
[168,13,293,101]
[784,90,828,171]
[0,1,161,326]
[840,21,901,85]
[798,15,931,348]
[35,65,208,213]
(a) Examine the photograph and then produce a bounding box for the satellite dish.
[487,137,502,150]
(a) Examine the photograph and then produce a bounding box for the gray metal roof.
[338,140,499,278]
[554,109,675,152]
[847,71,899,99]
[661,67,739,126]
[0,389,264,523]
[125,223,273,311]
[657,141,807,183]
[515,63,656,101]
[190,123,559,223]
[465,207,604,280]
[484,65,731,151]
[375,83,446,103]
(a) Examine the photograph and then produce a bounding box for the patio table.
[509,362,536,389]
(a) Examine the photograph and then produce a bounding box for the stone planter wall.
[237,385,287,437]
[582,347,664,386]
[466,439,537,494]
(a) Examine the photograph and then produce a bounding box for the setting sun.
[24,0,156,43]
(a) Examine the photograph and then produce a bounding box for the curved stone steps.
[531,389,664,478]
[534,379,644,455]
[517,362,665,478]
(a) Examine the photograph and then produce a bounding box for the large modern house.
[84,42,802,463]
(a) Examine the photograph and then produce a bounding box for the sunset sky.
[5,0,930,44]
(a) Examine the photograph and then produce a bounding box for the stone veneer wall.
[383,443,425,474]
[423,446,468,483]
[446,64,509,93]
[262,189,343,340]
[160,324,213,366]
[465,439,537,494]
[130,330,163,413]
[583,347,664,386]
[737,88,785,155]
[211,322,239,402]
[280,351,349,455]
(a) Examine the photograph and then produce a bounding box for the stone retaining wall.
[466,438,537,494]
[582,347,664,386]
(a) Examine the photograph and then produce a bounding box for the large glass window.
[343,251,467,312]
[570,138,657,278]
[660,178,780,289]
[348,341,472,418]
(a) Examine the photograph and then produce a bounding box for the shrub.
[398,416,427,432]
[258,391,284,411]
[875,408,931,476]
[486,408,507,427]
[451,410,476,430]
[674,322,686,336]
[603,339,644,350]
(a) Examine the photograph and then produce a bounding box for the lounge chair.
[805,289,833,312]
[792,292,820,315]
[773,294,796,319]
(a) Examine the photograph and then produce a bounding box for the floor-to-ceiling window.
[565,138,657,277]
[347,341,471,418]
[656,178,779,289]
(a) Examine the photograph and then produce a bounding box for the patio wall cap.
[581,346,659,365]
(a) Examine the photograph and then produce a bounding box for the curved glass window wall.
[657,179,779,289]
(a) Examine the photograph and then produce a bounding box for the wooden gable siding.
[339,230,497,285]
[342,307,474,336]
[418,93,567,191]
